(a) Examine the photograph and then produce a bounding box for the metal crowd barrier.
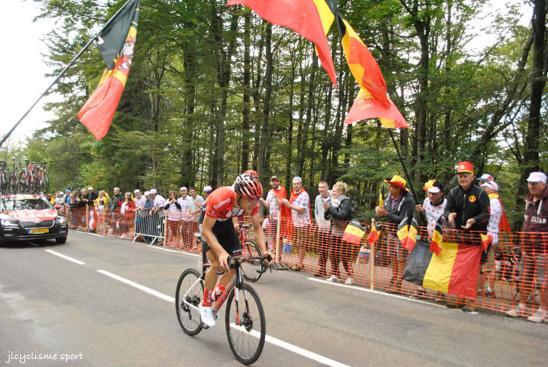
[132,209,165,245]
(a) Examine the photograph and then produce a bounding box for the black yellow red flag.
[77,0,140,140]
[227,0,337,85]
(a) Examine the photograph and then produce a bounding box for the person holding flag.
[375,175,415,294]
[443,161,490,312]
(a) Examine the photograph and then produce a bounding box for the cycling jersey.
[203,186,258,256]
[205,186,259,220]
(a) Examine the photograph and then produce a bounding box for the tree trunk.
[241,11,251,171]
[258,24,273,179]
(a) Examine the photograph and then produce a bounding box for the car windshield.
[0,198,52,211]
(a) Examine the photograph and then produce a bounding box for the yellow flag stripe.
[345,225,365,238]
[423,242,458,293]
[312,0,335,35]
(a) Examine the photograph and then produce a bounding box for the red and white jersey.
[205,186,259,220]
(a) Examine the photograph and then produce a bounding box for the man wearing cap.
[261,176,289,258]
[282,176,310,271]
[477,173,494,186]
[150,189,166,213]
[479,180,509,298]
[375,174,416,293]
[133,189,146,210]
[507,172,547,322]
[444,161,490,313]
[417,180,447,238]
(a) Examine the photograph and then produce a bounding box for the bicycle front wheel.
[225,283,266,365]
[241,240,264,283]
[175,268,204,336]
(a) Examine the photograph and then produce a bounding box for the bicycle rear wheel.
[225,283,266,365]
[241,240,264,283]
[175,268,204,336]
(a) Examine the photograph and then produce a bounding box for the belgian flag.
[227,0,337,85]
[429,220,443,256]
[404,240,482,299]
[397,216,418,253]
[77,0,140,140]
[367,221,380,245]
[342,220,365,245]
[480,233,492,251]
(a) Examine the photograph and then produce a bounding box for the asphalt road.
[0,231,546,367]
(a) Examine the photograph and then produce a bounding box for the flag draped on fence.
[226,0,337,85]
[77,0,140,140]
[404,241,482,299]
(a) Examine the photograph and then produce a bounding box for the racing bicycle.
[175,251,270,365]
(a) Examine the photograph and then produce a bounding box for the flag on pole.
[227,0,337,85]
[344,88,409,128]
[480,233,492,252]
[397,216,418,253]
[430,220,443,256]
[378,190,384,208]
[77,0,140,140]
[367,221,380,245]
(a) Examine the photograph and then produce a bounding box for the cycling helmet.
[244,169,259,178]
[234,173,263,200]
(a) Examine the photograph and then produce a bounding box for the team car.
[0,194,68,244]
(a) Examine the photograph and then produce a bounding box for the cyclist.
[199,173,271,327]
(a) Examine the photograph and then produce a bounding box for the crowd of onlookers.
[46,162,547,322]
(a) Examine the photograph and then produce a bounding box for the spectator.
[261,176,289,255]
[80,187,89,205]
[143,191,154,211]
[109,187,124,236]
[203,185,213,198]
[94,190,110,233]
[479,180,507,298]
[110,187,124,211]
[164,190,182,245]
[282,176,310,271]
[133,189,146,210]
[324,181,353,284]
[189,187,204,249]
[506,172,547,323]
[444,161,490,313]
[120,192,136,237]
[375,175,415,294]
[416,180,447,237]
[150,188,166,213]
[178,187,193,249]
[416,179,447,298]
[477,173,494,186]
[87,186,98,202]
[314,180,331,278]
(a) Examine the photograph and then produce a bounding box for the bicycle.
[175,252,270,365]
[194,224,268,282]
[238,223,268,282]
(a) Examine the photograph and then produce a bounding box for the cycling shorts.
[202,219,241,256]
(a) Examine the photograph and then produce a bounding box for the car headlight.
[55,216,67,225]
[1,219,19,227]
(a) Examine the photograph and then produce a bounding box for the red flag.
[367,223,380,245]
[339,18,388,107]
[227,0,337,86]
[77,1,139,140]
[480,233,492,251]
[345,88,408,128]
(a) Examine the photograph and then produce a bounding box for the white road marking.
[96,268,351,367]
[229,324,351,367]
[45,249,85,265]
[97,269,175,303]
[307,277,446,308]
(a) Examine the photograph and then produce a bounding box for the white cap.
[478,174,493,182]
[203,185,213,193]
[88,186,94,191]
[481,181,499,192]
[180,186,188,191]
[144,191,150,196]
[150,189,157,194]
[292,176,302,183]
[527,172,547,183]
[427,186,441,194]
[133,189,141,194]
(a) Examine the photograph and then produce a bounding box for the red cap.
[456,161,474,174]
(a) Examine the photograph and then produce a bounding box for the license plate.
[29,228,49,234]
